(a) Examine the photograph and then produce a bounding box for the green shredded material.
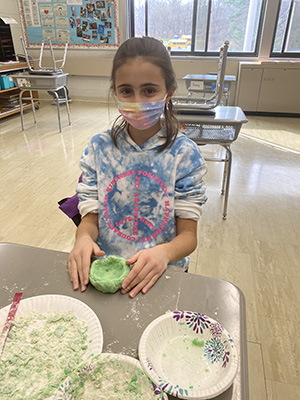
[192,338,205,347]
[65,356,154,399]
[0,311,89,400]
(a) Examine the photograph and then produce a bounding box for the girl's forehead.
[115,58,165,85]
[121,56,156,69]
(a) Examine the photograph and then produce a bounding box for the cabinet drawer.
[258,69,300,113]
[236,67,263,111]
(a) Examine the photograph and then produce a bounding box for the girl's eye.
[144,88,156,95]
[119,88,132,96]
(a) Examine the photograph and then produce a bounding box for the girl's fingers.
[93,244,105,258]
[123,267,157,297]
[77,255,87,292]
[68,242,104,292]
[122,264,142,291]
[68,259,79,291]
[139,265,166,296]
[82,251,93,285]
[141,274,159,294]
[122,256,167,298]
[122,259,149,291]
[126,255,138,266]
[129,272,159,298]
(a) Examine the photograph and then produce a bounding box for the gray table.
[177,106,247,127]
[11,72,71,133]
[0,242,249,400]
[183,74,236,83]
[183,74,236,105]
[177,106,248,220]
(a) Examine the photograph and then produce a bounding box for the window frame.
[128,0,267,58]
[270,0,300,58]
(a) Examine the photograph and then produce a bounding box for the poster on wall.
[18,0,120,49]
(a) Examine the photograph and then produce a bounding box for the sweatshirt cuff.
[174,199,202,221]
[78,200,99,218]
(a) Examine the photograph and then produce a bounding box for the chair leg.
[221,148,229,195]
[29,90,36,124]
[222,145,232,220]
[53,91,62,132]
[224,92,229,106]
[63,86,71,125]
[19,91,24,130]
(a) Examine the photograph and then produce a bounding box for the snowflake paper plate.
[54,353,168,400]
[138,311,238,400]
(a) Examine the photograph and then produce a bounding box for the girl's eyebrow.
[116,82,160,88]
[141,83,160,87]
[116,83,131,89]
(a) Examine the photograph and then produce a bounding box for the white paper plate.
[54,353,168,400]
[0,295,103,400]
[0,294,103,360]
[138,311,238,400]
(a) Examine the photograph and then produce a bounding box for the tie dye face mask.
[118,97,166,131]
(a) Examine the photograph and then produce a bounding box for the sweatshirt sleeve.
[174,140,207,221]
[76,140,99,217]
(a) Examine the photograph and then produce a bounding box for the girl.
[68,36,207,297]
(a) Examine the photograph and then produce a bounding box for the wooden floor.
[1,102,300,400]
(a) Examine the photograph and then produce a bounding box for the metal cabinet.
[236,62,300,114]
[235,66,263,112]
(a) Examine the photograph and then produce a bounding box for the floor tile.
[258,316,300,386]
[266,379,300,400]
[252,239,300,277]
[248,342,267,400]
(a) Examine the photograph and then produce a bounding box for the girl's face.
[115,57,172,103]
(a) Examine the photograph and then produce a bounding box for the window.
[271,0,300,57]
[129,0,266,56]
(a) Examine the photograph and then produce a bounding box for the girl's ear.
[166,87,176,103]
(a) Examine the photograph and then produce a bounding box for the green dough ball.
[89,255,130,293]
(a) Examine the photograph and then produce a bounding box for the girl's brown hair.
[110,36,180,152]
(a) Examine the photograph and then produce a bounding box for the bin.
[0,74,15,89]
[14,74,68,89]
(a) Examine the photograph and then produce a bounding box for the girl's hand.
[121,245,169,298]
[68,236,104,292]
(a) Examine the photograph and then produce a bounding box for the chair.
[12,37,71,132]
[172,41,248,219]
[197,71,232,106]
[173,40,229,111]
[20,36,68,74]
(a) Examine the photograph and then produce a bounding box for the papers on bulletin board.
[18,0,120,48]
[23,0,40,27]
[67,0,83,4]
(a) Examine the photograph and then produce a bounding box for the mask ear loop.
[160,100,169,128]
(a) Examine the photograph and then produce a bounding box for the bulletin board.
[18,0,120,49]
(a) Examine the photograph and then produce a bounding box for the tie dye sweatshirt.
[77,128,207,270]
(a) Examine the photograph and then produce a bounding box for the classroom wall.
[1,0,284,104]
[1,0,127,102]
[32,56,241,103]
